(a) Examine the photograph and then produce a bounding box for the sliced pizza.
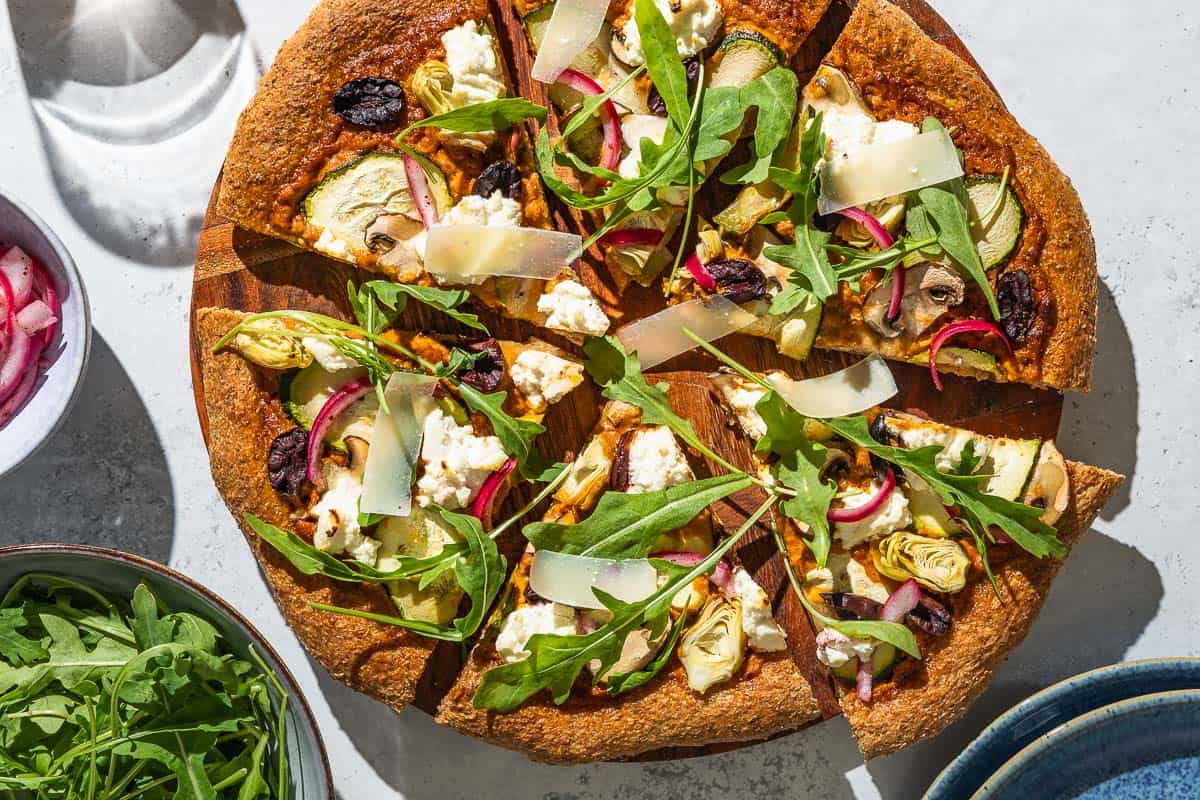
[194,301,585,709]
[436,399,823,762]
[708,365,1122,757]
[673,0,1096,391]
[217,0,612,338]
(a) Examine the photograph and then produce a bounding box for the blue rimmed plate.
[925,658,1200,800]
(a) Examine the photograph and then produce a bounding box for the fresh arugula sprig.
[395,98,547,142]
[351,280,487,334]
[472,496,776,711]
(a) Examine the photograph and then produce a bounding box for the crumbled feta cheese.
[301,336,358,372]
[896,423,991,473]
[715,377,768,439]
[415,408,509,509]
[817,107,918,162]
[311,465,378,565]
[440,191,523,228]
[537,279,611,335]
[625,425,693,493]
[617,114,669,181]
[442,21,506,107]
[314,228,352,261]
[495,602,579,663]
[617,0,722,66]
[833,481,912,548]
[815,627,876,669]
[511,349,583,412]
[731,568,787,652]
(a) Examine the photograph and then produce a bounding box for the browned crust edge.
[842,460,1124,758]
[813,0,1097,392]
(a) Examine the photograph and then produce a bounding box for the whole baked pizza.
[195,0,1123,763]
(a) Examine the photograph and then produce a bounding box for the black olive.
[821,592,883,621]
[333,77,407,128]
[267,428,309,498]
[474,160,524,201]
[869,413,896,446]
[814,213,842,233]
[908,594,952,636]
[707,258,767,303]
[997,269,1035,343]
[870,453,901,484]
[647,57,701,117]
[459,339,506,393]
[610,429,637,492]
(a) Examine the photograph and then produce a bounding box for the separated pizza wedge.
[195,305,586,710]
[218,0,612,338]
[436,400,823,763]
[678,0,1097,390]
[709,368,1123,757]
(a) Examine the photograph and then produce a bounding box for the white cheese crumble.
[511,349,583,412]
[730,568,787,652]
[537,279,611,336]
[832,481,912,548]
[439,190,523,228]
[311,465,378,565]
[617,0,722,66]
[495,602,579,663]
[896,423,991,473]
[625,425,693,493]
[815,627,876,669]
[314,228,353,261]
[715,377,768,440]
[817,106,918,163]
[617,114,669,181]
[415,408,509,510]
[442,21,506,107]
[301,336,358,373]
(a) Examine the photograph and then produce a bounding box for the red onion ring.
[0,339,44,426]
[29,262,58,346]
[837,207,894,250]
[16,300,56,336]
[880,578,921,623]
[599,228,663,248]
[827,468,896,523]
[928,319,1014,391]
[886,266,904,324]
[0,247,33,309]
[470,457,517,527]
[555,69,621,173]
[305,376,373,488]
[855,656,874,703]
[653,551,733,592]
[683,253,717,292]
[402,153,440,229]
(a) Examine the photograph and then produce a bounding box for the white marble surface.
[0,0,1195,797]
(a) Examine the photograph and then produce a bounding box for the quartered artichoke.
[233,318,313,370]
[679,598,746,694]
[411,59,493,152]
[872,531,970,594]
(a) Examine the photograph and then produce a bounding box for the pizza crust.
[840,461,1124,758]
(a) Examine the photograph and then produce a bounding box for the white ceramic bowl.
[0,191,91,478]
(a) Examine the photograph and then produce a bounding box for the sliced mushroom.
[820,447,853,482]
[864,262,967,338]
[365,213,423,258]
[344,436,370,478]
[803,65,864,111]
[591,627,663,680]
[1022,441,1070,525]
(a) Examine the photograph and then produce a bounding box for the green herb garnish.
[396,98,547,141]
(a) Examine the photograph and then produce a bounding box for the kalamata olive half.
[707,258,767,303]
[474,160,523,201]
[609,429,637,492]
[267,428,309,498]
[647,57,701,116]
[333,77,407,128]
[821,592,883,621]
[907,594,952,636]
[997,269,1035,343]
[869,413,897,447]
[459,339,506,393]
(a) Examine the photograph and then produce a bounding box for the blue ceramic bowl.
[972,689,1200,798]
[925,658,1200,800]
[0,544,334,799]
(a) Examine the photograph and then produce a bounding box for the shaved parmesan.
[817,128,962,215]
[618,296,757,369]
[424,225,581,282]
[530,0,610,84]
[359,373,439,518]
[768,354,898,419]
[529,550,658,610]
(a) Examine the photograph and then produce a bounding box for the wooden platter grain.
[188,0,1061,759]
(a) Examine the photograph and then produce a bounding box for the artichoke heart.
[872,532,970,594]
[411,61,456,116]
[233,318,313,370]
[679,598,746,694]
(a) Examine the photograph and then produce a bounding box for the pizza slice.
[436,399,823,762]
[217,0,612,338]
[708,365,1123,757]
[194,301,586,709]
[673,0,1097,391]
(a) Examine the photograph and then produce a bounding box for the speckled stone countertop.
[0,1,1195,797]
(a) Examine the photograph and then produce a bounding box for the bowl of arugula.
[0,544,332,799]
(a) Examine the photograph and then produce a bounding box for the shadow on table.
[0,331,174,562]
[865,530,1161,799]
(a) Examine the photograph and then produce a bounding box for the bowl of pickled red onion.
[0,192,90,477]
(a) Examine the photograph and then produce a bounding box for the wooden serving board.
[189,0,1062,758]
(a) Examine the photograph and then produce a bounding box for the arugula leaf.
[797,584,921,659]
[359,280,488,333]
[693,86,748,161]
[524,474,752,558]
[720,67,799,186]
[396,98,547,140]
[455,382,551,480]
[0,607,47,666]
[604,608,689,695]
[907,117,999,319]
[634,0,689,129]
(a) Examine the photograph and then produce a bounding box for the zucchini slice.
[982,437,1041,501]
[283,363,378,450]
[709,30,783,88]
[966,175,1023,269]
[905,346,1002,381]
[522,3,556,50]
[832,643,897,681]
